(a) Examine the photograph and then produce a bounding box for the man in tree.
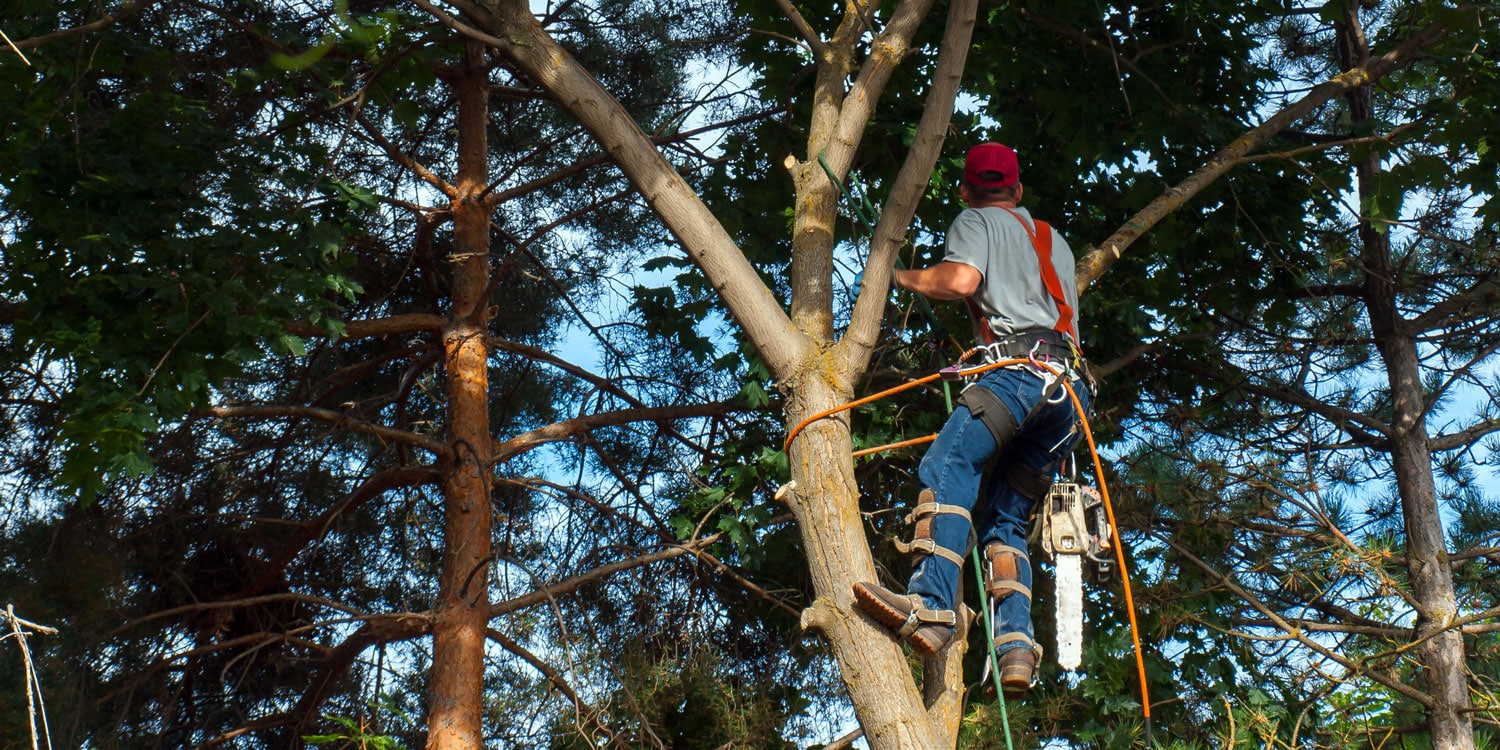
[854,142,1090,700]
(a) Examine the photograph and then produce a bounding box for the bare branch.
[247,466,441,596]
[486,627,620,745]
[841,0,977,364]
[10,0,159,51]
[203,405,449,455]
[354,109,460,199]
[490,536,721,618]
[771,0,829,57]
[1164,536,1436,708]
[287,313,446,340]
[492,402,747,461]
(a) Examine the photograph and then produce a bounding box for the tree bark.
[786,371,950,750]
[1361,171,1475,750]
[426,41,495,750]
[1344,13,1474,747]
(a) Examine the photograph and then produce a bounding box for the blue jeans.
[906,366,1089,654]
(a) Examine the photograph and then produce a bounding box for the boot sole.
[852,584,947,657]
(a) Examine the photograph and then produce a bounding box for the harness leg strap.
[1003,457,1057,502]
[958,384,1019,451]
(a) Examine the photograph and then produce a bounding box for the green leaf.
[279,334,308,357]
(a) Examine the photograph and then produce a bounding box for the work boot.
[997,644,1040,700]
[852,582,956,657]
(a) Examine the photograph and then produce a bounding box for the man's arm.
[894,261,982,300]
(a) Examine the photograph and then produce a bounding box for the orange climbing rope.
[1059,375,1152,738]
[782,351,1019,453]
[784,357,1152,741]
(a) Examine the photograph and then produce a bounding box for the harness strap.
[905,502,973,525]
[897,596,958,637]
[997,207,1075,340]
[988,580,1033,601]
[992,631,1037,650]
[958,384,1020,449]
[897,538,967,566]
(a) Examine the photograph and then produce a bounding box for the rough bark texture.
[426,41,495,750]
[1359,150,1475,750]
[1344,15,1473,746]
[787,372,946,750]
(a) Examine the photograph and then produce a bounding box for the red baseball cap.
[964,142,1019,188]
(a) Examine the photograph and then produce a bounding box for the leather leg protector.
[895,489,970,566]
[958,384,1019,451]
[983,542,1032,604]
[1003,458,1057,502]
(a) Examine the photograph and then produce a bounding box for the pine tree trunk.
[1336,11,1471,742]
[1357,140,1474,750]
[427,41,494,750]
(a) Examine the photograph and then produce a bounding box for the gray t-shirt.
[942,205,1080,341]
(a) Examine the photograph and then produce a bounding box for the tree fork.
[426,40,495,750]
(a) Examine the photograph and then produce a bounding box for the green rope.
[973,546,1016,750]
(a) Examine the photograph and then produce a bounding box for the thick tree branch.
[1164,536,1435,708]
[355,109,460,199]
[1430,417,1500,452]
[420,0,811,378]
[10,0,159,50]
[1163,356,1392,445]
[771,0,830,58]
[1076,18,1453,291]
[246,466,441,596]
[492,402,745,462]
[830,0,939,160]
[280,614,432,743]
[1411,274,1500,331]
[286,313,446,339]
[203,405,448,455]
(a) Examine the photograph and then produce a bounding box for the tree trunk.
[427,41,494,750]
[1362,191,1475,750]
[464,1,972,745]
[783,368,962,750]
[1347,17,1473,737]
